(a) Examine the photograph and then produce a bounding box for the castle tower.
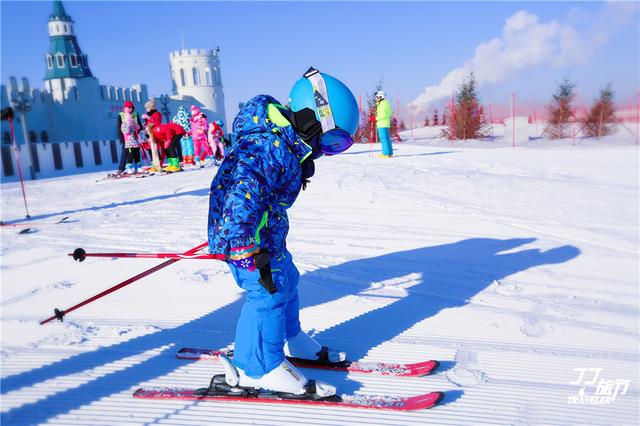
[169,48,226,125]
[44,0,94,102]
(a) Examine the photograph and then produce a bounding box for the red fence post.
[511,93,515,147]
[450,95,455,144]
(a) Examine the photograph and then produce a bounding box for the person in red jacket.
[152,122,186,172]
[368,112,376,143]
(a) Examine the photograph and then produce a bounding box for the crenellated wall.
[0,139,123,182]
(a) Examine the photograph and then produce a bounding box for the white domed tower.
[169,47,226,125]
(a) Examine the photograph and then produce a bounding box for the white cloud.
[409,3,638,113]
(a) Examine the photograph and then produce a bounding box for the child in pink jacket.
[207,119,225,166]
[189,105,211,165]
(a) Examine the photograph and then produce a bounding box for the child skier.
[207,67,359,398]
[144,100,164,172]
[207,119,225,166]
[172,106,195,166]
[151,122,186,172]
[189,105,211,166]
[117,101,142,174]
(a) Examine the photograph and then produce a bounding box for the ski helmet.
[216,119,224,127]
[289,67,358,156]
[375,90,386,100]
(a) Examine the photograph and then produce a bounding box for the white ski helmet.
[375,90,386,100]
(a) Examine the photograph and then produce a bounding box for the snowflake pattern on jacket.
[172,106,192,133]
[207,95,312,261]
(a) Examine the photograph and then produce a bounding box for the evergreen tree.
[581,84,617,138]
[544,78,576,139]
[441,73,488,139]
[424,113,430,127]
[432,109,439,126]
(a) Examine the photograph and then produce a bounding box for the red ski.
[133,387,444,411]
[176,347,439,377]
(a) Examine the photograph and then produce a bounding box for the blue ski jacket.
[207,95,312,263]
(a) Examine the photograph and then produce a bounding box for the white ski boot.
[218,354,335,397]
[285,330,346,363]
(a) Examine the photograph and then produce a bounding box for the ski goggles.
[319,127,353,156]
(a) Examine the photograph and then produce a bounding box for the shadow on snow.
[0,187,210,225]
[1,237,579,424]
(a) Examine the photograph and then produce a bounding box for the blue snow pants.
[228,251,302,377]
[180,136,194,157]
[378,127,393,156]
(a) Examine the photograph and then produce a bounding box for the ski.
[1,216,70,227]
[133,386,444,411]
[176,347,440,377]
[18,228,37,234]
[97,172,149,181]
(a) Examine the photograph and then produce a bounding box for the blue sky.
[2,1,638,122]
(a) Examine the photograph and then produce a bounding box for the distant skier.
[189,105,211,166]
[368,111,376,142]
[207,67,359,397]
[151,122,186,172]
[375,90,393,157]
[207,119,225,166]
[144,99,164,172]
[116,101,143,175]
[390,116,402,142]
[172,106,195,166]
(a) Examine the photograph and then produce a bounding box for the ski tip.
[425,360,440,375]
[402,360,440,376]
[405,391,445,410]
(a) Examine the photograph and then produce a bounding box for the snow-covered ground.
[1,129,638,425]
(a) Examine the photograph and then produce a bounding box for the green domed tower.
[44,0,92,83]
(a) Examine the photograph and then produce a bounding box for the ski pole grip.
[255,252,276,294]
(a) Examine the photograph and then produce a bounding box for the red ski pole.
[40,242,209,325]
[70,248,226,261]
[7,112,31,218]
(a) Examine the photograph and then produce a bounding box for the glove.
[255,251,275,294]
